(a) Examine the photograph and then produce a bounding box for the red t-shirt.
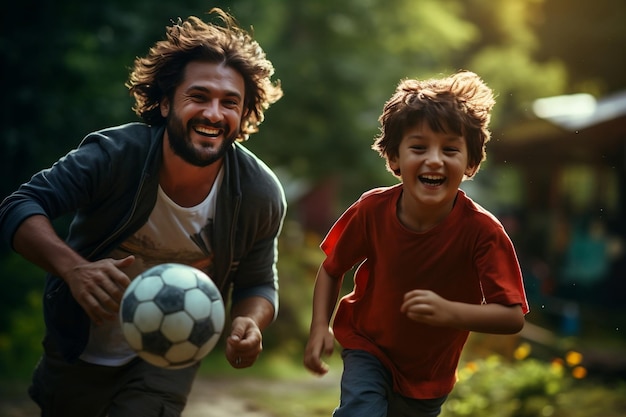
[322,185,529,399]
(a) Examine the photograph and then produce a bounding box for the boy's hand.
[401,289,456,327]
[303,325,335,376]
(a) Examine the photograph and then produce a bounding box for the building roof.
[490,90,626,165]
[533,90,626,131]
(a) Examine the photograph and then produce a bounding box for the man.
[0,8,285,417]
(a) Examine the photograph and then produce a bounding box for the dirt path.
[0,379,279,417]
[182,377,277,417]
[0,374,340,417]
[184,373,339,417]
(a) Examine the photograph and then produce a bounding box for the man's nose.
[203,100,223,122]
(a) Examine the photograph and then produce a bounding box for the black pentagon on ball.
[120,291,140,323]
[196,277,222,302]
[153,284,186,314]
[188,317,216,346]
[141,330,173,356]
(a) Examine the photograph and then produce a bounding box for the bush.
[0,253,45,378]
[442,348,626,417]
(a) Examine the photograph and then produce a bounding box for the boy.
[303,71,528,417]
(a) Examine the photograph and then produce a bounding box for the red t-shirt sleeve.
[475,222,530,314]
[321,196,368,278]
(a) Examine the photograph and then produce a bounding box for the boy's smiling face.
[389,121,476,228]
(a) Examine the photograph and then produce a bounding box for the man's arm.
[13,214,132,325]
[13,215,84,277]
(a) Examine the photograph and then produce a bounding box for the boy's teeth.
[420,175,445,185]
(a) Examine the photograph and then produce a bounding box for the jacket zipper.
[86,172,150,260]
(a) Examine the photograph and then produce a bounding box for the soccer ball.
[119,263,226,369]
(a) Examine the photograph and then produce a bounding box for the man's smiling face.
[160,61,245,167]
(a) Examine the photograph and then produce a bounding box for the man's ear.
[160,97,170,118]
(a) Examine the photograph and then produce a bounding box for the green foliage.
[0,291,44,378]
[468,46,568,126]
[536,0,626,93]
[253,220,330,358]
[3,0,623,204]
[442,353,626,417]
[0,253,45,378]
[443,356,567,417]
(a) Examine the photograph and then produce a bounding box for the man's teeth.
[195,126,220,136]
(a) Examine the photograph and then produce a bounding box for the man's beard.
[166,111,237,167]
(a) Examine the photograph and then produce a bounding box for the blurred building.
[488,91,626,309]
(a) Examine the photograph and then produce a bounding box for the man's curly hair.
[372,70,495,178]
[126,8,283,141]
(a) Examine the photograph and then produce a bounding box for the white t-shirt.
[79,168,223,366]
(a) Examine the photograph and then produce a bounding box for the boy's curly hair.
[372,70,495,178]
[126,8,283,141]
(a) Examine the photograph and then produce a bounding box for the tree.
[2,0,622,377]
[535,0,626,94]
[235,0,573,201]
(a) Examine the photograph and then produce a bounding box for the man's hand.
[65,256,134,325]
[226,316,263,369]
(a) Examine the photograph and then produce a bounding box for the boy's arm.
[310,265,343,326]
[401,289,525,334]
[303,265,343,375]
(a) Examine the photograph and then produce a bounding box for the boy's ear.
[388,155,400,175]
[465,165,478,178]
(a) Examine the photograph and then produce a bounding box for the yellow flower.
[565,351,583,367]
[513,342,532,360]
